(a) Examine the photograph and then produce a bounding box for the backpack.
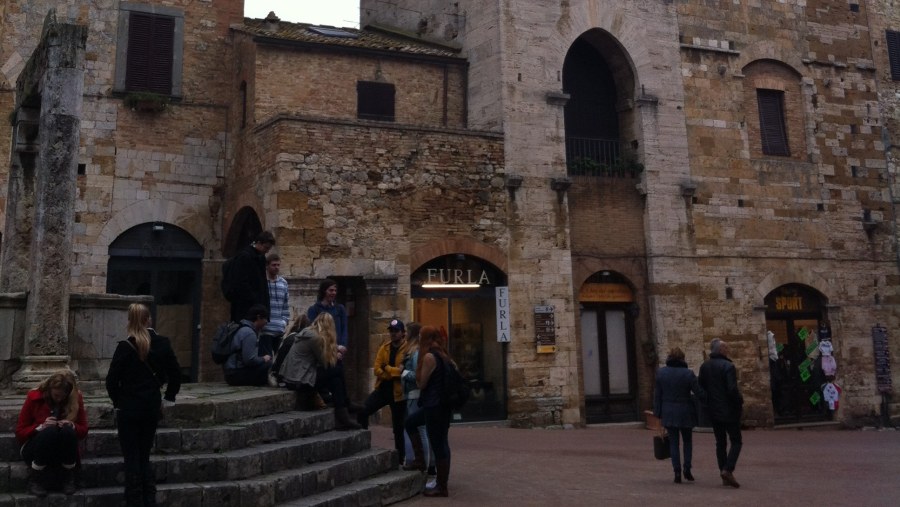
[210,321,244,364]
[220,257,237,302]
[440,356,471,411]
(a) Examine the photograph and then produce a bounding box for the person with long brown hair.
[106,303,181,506]
[15,370,88,496]
[415,326,454,497]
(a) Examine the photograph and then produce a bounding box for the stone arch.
[754,270,835,302]
[410,237,507,273]
[223,206,263,258]
[97,199,214,255]
[737,42,807,78]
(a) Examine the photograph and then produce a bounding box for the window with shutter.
[357,82,396,122]
[114,4,183,97]
[125,13,175,94]
[887,31,900,81]
[757,89,790,157]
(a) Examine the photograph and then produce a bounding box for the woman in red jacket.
[15,369,88,497]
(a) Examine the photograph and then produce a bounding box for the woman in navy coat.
[654,347,704,483]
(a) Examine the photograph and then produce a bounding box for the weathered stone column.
[12,13,87,388]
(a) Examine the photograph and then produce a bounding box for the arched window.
[742,60,805,160]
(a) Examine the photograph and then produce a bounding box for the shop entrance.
[764,284,832,424]
[411,254,507,422]
[578,272,639,423]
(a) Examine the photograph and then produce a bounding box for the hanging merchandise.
[819,339,836,377]
[822,381,841,410]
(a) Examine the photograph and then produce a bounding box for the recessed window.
[114,4,184,96]
[357,81,396,122]
[757,89,790,157]
[887,31,900,81]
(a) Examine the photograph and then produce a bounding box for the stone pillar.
[12,13,87,388]
[0,107,39,293]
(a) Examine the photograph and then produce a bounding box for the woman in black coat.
[653,347,704,483]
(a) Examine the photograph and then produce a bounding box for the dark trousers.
[224,363,270,386]
[316,363,348,409]
[711,421,742,473]
[665,426,693,472]
[424,404,452,461]
[359,386,406,462]
[21,424,78,468]
[258,333,281,357]
[116,408,159,506]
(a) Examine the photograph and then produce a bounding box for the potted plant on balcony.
[123,91,169,113]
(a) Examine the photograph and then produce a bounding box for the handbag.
[653,428,670,460]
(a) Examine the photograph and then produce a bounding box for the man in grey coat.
[699,338,744,488]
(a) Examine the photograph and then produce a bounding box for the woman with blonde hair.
[106,303,181,506]
[15,370,88,496]
[279,312,360,429]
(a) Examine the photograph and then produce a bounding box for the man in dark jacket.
[224,231,275,323]
[699,338,743,488]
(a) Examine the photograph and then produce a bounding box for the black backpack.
[210,321,244,364]
[440,356,471,411]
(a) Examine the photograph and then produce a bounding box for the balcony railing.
[565,137,642,178]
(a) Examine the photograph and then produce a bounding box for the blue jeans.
[665,426,693,472]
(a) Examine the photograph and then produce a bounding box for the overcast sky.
[244,0,360,27]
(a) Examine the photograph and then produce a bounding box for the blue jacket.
[654,359,704,428]
[307,302,348,346]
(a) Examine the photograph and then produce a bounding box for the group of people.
[218,231,455,497]
[653,338,744,488]
[16,302,181,505]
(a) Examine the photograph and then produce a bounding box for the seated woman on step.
[15,369,88,497]
[279,312,361,429]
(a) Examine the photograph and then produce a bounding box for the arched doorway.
[410,254,508,422]
[578,271,639,423]
[106,222,203,381]
[223,206,263,258]
[764,283,832,424]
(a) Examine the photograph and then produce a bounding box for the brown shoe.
[721,471,740,488]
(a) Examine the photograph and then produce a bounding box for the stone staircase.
[0,384,423,506]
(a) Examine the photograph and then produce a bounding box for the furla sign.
[423,268,492,287]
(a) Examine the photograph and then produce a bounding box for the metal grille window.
[125,13,175,94]
[757,89,790,157]
[888,30,900,81]
[357,81,396,122]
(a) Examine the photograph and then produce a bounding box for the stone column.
[12,14,87,388]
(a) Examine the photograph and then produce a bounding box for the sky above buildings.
[244,0,360,28]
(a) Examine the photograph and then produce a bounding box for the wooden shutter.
[757,89,790,157]
[125,13,175,94]
[357,82,396,121]
[887,31,900,81]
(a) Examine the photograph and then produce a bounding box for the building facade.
[1,0,899,427]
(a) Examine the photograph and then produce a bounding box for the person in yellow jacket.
[357,318,408,464]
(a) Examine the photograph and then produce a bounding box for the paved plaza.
[372,423,900,507]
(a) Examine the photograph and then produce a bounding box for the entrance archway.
[578,271,639,423]
[106,222,203,381]
[764,283,832,424]
[410,254,508,422]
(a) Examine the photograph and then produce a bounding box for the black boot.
[674,470,682,484]
[424,458,449,497]
[62,466,78,495]
[124,471,144,506]
[683,468,694,481]
[402,432,426,471]
[334,407,361,430]
[142,465,158,507]
[27,467,48,497]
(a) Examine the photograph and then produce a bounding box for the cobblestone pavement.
[372,423,900,507]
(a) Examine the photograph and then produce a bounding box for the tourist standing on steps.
[106,303,181,506]
[307,278,350,348]
[16,370,88,497]
[699,338,744,489]
[223,231,275,324]
[261,253,290,384]
[653,347,704,484]
[356,318,408,464]
[416,326,455,497]
[401,322,436,479]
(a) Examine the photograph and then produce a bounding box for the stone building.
[1,0,899,428]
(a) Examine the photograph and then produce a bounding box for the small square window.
[757,89,790,157]
[357,81,396,122]
[849,4,859,13]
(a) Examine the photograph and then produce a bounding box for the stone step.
[0,451,421,506]
[278,470,426,507]
[0,410,333,461]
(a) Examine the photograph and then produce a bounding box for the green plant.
[123,91,169,112]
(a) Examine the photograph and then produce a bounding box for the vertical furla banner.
[496,287,510,342]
